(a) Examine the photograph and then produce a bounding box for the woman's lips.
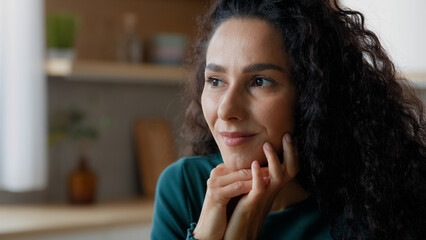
[219,132,256,146]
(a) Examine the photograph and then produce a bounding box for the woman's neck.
[270,179,310,212]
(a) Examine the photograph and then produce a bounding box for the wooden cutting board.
[134,119,177,198]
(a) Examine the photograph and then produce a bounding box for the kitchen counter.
[0,198,154,239]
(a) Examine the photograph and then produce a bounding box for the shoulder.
[169,153,223,170]
[159,153,222,186]
[155,153,222,212]
[157,153,222,200]
[151,153,222,239]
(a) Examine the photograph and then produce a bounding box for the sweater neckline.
[268,197,316,216]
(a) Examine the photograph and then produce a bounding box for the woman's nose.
[217,86,247,121]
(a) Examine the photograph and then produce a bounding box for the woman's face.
[201,18,296,170]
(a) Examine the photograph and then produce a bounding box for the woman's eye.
[206,77,224,87]
[252,77,273,87]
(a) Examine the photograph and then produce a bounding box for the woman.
[151,0,426,239]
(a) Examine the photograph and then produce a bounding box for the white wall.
[341,0,426,72]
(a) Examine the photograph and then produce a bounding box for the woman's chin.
[223,160,250,171]
[221,151,267,170]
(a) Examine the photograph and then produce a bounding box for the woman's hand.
[193,161,269,240]
[223,133,299,240]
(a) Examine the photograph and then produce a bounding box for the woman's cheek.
[201,92,218,128]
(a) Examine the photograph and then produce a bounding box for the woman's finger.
[209,163,232,177]
[217,180,253,199]
[263,141,282,182]
[213,167,270,187]
[282,133,299,180]
[250,160,267,197]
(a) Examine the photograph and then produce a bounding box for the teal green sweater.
[151,153,333,239]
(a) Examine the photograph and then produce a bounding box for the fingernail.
[264,142,273,151]
[284,133,292,143]
[252,160,260,169]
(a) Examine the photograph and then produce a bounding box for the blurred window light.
[0,0,47,192]
[342,0,426,72]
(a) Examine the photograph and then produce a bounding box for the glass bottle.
[67,154,97,204]
[117,12,142,63]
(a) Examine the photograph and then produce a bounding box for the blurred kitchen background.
[0,0,425,239]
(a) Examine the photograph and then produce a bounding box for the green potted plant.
[49,108,98,204]
[49,108,98,146]
[45,12,78,76]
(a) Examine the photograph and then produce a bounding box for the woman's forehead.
[206,18,289,70]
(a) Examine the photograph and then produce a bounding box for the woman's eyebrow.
[243,63,284,73]
[205,63,285,73]
[205,63,226,72]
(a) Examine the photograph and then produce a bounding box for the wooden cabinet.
[7,225,151,240]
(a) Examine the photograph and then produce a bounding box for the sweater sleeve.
[151,160,197,240]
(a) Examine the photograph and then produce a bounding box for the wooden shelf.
[46,60,188,85]
[0,198,153,239]
[45,61,426,89]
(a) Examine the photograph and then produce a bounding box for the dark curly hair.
[182,0,426,239]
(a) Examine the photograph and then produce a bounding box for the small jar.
[67,155,97,204]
